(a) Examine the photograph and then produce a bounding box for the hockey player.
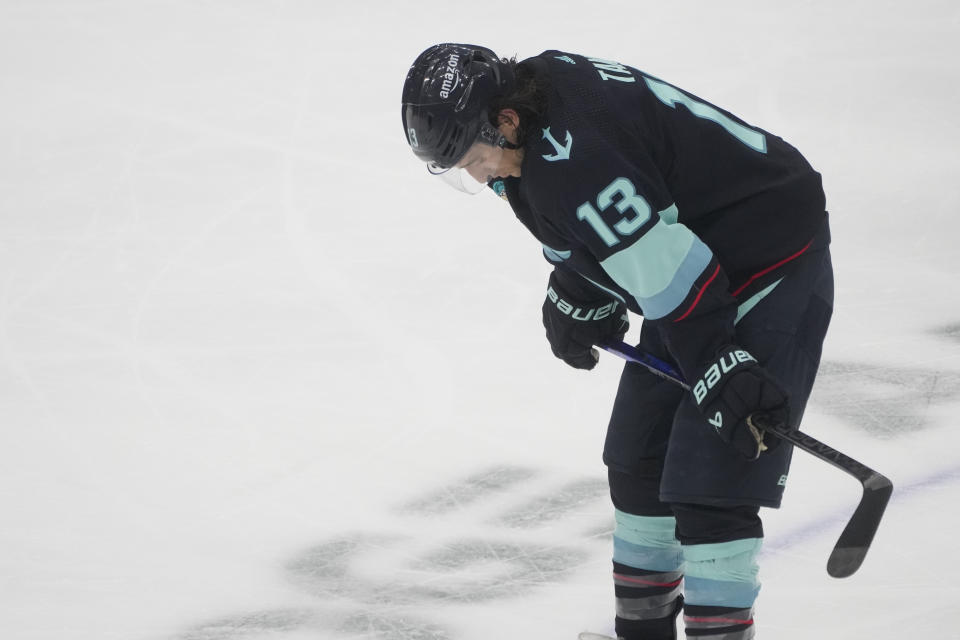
[401,44,834,640]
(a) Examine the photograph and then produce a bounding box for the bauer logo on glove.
[545,285,620,321]
[692,349,758,405]
[691,345,789,459]
[542,270,629,370]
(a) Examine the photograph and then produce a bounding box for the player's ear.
[496,109,521,144]
[497,109,520,130]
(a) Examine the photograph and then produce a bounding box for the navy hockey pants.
[603,242,834,520]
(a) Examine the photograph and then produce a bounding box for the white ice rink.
[2,1,959,638]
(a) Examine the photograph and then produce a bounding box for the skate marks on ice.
[933,322,960,342]
[397,465,538,515]
[180,607,448,640]
[179,466,610,640]
[180,609,321,640]
[812,358,960,438]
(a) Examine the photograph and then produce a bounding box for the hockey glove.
[542,270,628,370]
[691,345,789,459]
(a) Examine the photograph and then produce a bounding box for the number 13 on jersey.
[576,177,652,248]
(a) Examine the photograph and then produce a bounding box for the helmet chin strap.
[491,110,522,151]
[480,119,520,151]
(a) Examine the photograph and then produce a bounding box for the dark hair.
[487,57,549,148]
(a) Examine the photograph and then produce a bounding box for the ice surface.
[1,1,959,639]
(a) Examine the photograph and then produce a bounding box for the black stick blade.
[768,425,894,578]
[826,472,893,578]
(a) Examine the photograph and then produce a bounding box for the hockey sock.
[681,538,762,639]
[612,509,684,640]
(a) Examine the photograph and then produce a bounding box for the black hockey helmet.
[401,43,516,172]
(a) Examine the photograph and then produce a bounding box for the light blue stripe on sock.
[614,537,683,572]
[683,538,762,567]
[613,510,682,571]
[684,576,760,609]
[682,538,762,608]
[614,511,678,545]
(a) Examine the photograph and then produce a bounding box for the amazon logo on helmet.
[401,43,515,170]
[438,51,462,99]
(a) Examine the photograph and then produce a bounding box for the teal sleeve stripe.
[658,203,679,225]
[683,576,760,609]
[734,278,783,325]
[613,537,684,572]
[542,244,572,263]
[600,220,713,319]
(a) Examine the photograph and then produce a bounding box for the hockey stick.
[600,341,893,578]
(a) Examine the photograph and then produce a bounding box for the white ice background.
[2,1,959,639]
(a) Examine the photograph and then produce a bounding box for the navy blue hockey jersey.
[494,51,828,378]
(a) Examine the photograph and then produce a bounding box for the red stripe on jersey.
[731,241,813,298]
[673,263,722,323]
